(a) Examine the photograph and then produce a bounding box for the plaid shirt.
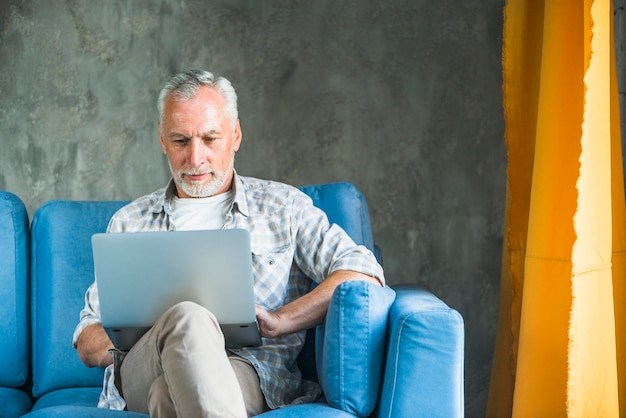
[73,173,385,410]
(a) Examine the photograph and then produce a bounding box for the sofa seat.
[23,387,147,417]
[257,403,357,417]
[0,387,32,417]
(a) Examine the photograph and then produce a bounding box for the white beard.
[169,159,233,198]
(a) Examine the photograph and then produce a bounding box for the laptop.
[91,229,262,351]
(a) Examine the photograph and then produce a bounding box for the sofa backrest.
[0,191,30,388]
[29,182,376,397]
[31,200,129,397]
[298,182,376,255]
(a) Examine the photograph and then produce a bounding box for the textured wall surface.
[0,1,506,416]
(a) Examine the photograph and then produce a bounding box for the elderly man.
[73,69,384,417]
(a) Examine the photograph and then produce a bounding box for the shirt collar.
[144,179,177,216]
[231,171,250,217]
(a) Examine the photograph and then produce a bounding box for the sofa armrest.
[377,285,464,418]
[0,192,30,389]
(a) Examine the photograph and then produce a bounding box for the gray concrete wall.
[1,1,508,416]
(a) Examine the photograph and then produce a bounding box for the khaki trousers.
[120,301,268,417]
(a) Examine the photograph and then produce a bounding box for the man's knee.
[162,301,218,323]
[155,301,223,339]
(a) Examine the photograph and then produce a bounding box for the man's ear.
[158,123,167,155]
[233,119,243,152]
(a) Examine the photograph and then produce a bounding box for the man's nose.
[188,138,205,167]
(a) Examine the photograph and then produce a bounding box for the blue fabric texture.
[25,387,146,417]
[0,192,32,418]
[316,280,396,417]
[299,182,375,255]
[31,387,104,411]
[377,286,465,418]
[0,387,32,418]
[256,402,356,417]
[30,200,129,397]
[23,405,148,418]
[0,192,30,388]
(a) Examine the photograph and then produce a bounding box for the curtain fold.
[487,0,626,416]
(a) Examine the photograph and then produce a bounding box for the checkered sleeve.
[291,191,385,286]
[72,281,102,348]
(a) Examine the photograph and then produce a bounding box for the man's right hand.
[76,324,115,368]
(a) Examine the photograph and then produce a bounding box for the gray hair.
[157,69,239,128]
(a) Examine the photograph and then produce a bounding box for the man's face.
[159,86,242,198]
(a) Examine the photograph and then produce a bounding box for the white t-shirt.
[170,190,233,231]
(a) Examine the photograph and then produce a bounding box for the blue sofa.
[0,192,32,418]
[0,183,464,417]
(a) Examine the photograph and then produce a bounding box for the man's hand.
[255,305,283,339]
[76,323,115,369]
[254,270,381,339]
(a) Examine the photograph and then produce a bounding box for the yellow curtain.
[487,0,626,416]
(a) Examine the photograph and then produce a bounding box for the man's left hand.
[256,305,282,339]
[254,271,381,340]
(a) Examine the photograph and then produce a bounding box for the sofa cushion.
[0,387,32,418]
[31,387,103,410]
[316,280,395,417]
[0,192,30,388]
[296,183,380,382]
[27,388,148,417]
[31,200,129,397]
[256,402,356,417]
[24,405,148,418]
